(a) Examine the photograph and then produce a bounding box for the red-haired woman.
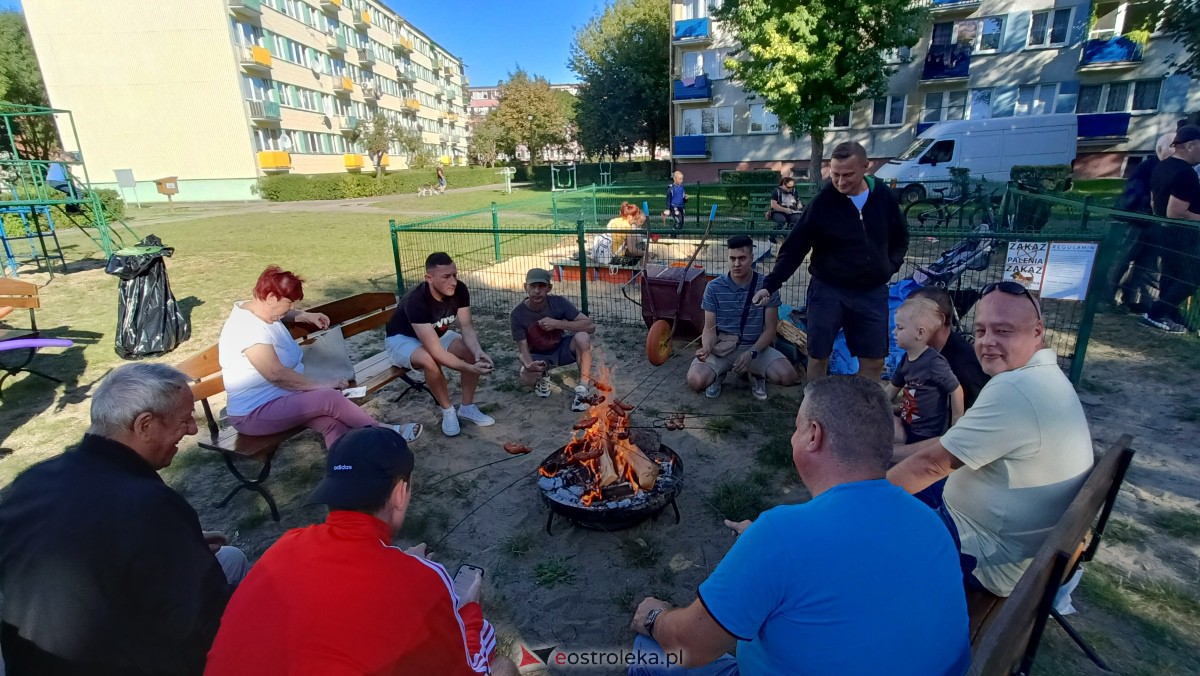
[607,202,648,265]
[217,266,421,447]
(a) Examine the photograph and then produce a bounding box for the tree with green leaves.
[712,0,927,185]
[491,70,569,165]
[569,0,670,160]
[347,114,395,178]
[469,113,506,167]
[1162,0,1200,74]
[0,11,57,160]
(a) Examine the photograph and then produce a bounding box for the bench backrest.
[0,279,40,331]
[968,435,1135,676]
[176,293,398,432]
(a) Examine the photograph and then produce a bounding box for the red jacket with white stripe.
[205,511,495,675]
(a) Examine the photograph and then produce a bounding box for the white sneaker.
[750,375,767,401]
[441,408,461,437]
[535,376,552,398]
[457,404,495,427]
[572,384,589,412]
[705,379,722,399]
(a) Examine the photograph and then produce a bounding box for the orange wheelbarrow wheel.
[646,319,672,366]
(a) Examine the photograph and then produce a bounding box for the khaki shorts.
[691,345,786,378]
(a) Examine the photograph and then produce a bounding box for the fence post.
[1079,195,1091,231]
[576,216,590,315]
[552,190,559,229]
[590,184,598,225]
[389,220,406,296]
[1069,219,1122,385]
[491,202,501,262]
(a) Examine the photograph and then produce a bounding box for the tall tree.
[713,0,927,185]
[1162,0,1200,74]
[491,70,569,165]
[469,113,506,167]
[349,114,396,178]
[569,0,670,160]
[0,11,57,160]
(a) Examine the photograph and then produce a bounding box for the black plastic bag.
[105,234,191,359]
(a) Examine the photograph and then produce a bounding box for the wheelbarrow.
[621,204,718,365]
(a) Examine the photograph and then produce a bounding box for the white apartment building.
[23,0,470,201]
[670,0,1198,181]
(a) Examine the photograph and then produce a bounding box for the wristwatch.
[750,349,760,359]
[644,607,664,638]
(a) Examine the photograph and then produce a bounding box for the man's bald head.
[973,289,1044,375]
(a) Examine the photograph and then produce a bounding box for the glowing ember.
[537,361,661,507]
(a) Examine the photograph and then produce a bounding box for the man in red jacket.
[205,427,516,675]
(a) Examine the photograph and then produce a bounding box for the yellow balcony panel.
[320,0,341,12]
[404,98,421,110]
[344,153,364,170]
[393,35,414,52]
[379,154,390,167]
[355,9,370,28]
[334,76,354,95]
[239,45,272,72]
[257,150,290,172]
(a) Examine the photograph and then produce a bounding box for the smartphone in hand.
[453,564,484,606]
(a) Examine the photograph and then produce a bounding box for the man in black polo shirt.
[1143,125,1200,334]
[385,252,496,436]
[754,141,909,382]
[0,363,246,676]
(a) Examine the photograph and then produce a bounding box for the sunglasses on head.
[981,281,1041,318]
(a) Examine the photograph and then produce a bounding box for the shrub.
[257,166,504,202]
[1010,165,1073,232]
[720,169,781,210]
[2,187,126,236]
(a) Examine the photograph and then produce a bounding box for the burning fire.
[537,362,661,507]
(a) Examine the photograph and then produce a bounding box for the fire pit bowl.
[537,433,683,533]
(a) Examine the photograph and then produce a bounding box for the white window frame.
[1077,80,1160,114]
[871,95,906,127]
[921,90,968,124]
[1027,8,1073,49]
[1131,79,1161,112]
[974,16,1005,54]
[682,49,728,80]
[749,104,779,134]
[1014,82,1060,116]
[828,109,851,130]
[681,106,733,136]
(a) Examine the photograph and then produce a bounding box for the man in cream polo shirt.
[887,282,1094,596]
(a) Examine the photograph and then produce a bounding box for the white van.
[874,114,1078,203]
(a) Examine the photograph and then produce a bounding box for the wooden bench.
[176,292,430,521]
[747,193,773,228]
[967,435,1135,675]
[0,278,73,399]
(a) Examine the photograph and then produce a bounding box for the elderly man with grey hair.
[0,363,246,676]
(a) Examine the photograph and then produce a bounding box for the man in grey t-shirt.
[511,268,597,411]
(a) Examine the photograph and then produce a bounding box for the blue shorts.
[531,335,577,368]
[806,277,889,360]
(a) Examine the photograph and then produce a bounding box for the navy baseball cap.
[1172,125,1200,146]
[307,427,414,510]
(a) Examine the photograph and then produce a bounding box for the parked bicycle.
[904,182,1002,230]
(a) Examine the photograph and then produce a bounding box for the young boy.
[884,297,964,445]
[666,171,687,231]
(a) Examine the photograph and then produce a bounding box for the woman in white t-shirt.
[218,266,421,447]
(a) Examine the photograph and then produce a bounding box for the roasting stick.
[424,453,531,489]
[433,469,539,550]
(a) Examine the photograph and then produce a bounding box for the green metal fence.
[389,181,1197,384]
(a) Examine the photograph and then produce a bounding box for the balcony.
[326,32,347,54]
[246,99,281,124]
[395,66,416,83]
[403,98,421,113]
[238,45,272,73]
[338,115,359,134]
[913,0,981,15]
[673,75,711,103]
[357,48,375,67]
[673,18,711,44]
[362,82,379,101]
[257,150,290,172]
[228,0,261,19]
[319,0,341,13]
[344,154,365,171]
[1077,112,1131,143]
[379,154,390,168]
[354,9,370,29]
[673,135,708,159]
[434,88,445,100]
[444,86,457,101]
[393,35,414,53]
[334,76,353,95]
[921,44,970,81]
[1079,36,1144,70]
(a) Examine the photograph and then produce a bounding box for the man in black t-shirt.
[385,252,496,436]
[1143,126,1200,334]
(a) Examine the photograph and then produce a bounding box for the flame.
[542,354,653,507]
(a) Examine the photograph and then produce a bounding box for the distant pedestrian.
[768,176,804,232]
[436,164,447,191]
[1142,125,1200,333]
[667,171,687,231]
[1112,133,1172,313]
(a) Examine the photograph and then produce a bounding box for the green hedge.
[2,188,125,237]
[257,167,509,202]
[720,169,782,210]
[1009,165,1073,232]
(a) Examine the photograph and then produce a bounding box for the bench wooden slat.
[290,292,395,339]
[0,279,40,309]
[197,424,299,459]
[354,351,404,395]
[968,435,1135,676]
[178,344,221,380]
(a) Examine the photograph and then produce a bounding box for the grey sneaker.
[705,379,722,399]
[1141,314,1186,334]
[456,404,495,427]
[750,375,768,401]
[535,377,552,398]
[571,385,589,412]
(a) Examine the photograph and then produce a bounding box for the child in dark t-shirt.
[885,297,964,444]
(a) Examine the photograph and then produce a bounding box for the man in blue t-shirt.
[627,376,971,676]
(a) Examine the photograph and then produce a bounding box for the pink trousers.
[228,389,381,448]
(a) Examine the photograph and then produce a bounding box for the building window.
[882,47,911,64]
[1015,83,1059,116]
[1089,1,1161,39]
[681,106,733,136]
[829,109,851,129]
[749,104,779,133]
[1028,8,1072,48]
[922,90,967,123]
[871,95,905,126]
[682,49,728,79]
[976,17,1004,52]
[1077,80,1160,114]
